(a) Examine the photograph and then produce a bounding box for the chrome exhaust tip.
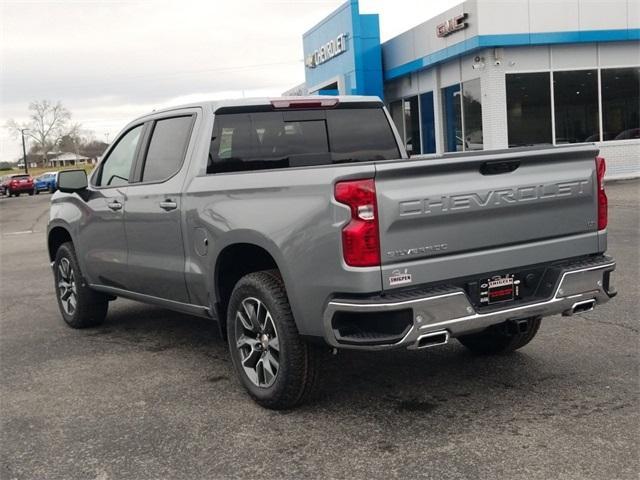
[415,330,450,349]
[563,299,596,316]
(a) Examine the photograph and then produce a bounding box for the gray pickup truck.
[48,96,616,409]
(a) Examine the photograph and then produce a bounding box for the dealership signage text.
[436,13,468,37]
[305,33,348,69]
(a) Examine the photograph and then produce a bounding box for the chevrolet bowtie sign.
[305,33,348,69]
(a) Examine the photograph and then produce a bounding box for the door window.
[97,125,143,187]
[141,116,194,182]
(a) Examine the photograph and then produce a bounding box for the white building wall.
[598,142,640,180]
[479,50,509,150]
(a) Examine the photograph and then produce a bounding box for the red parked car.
[5,174,35,197]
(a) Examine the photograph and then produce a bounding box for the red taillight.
[334,179,380,267]
[596,156,608,230]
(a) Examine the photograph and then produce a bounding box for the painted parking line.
[2,230,36,236]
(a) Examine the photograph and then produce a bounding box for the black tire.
[54,242,109,328]
[457,317,542,355]
[226,270,321,410]
[28,190,34,196]
[35,189,40,195]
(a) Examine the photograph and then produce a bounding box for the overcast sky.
[1,0,459,161]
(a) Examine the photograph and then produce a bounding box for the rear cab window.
[207,103,399,174]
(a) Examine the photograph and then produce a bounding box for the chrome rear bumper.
[323,257,616,351]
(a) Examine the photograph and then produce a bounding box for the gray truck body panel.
[48,96,615,347]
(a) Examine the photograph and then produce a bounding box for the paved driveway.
[1,181,638,479]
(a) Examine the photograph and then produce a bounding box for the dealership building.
[290,0,640,178]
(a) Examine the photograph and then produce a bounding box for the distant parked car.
[0,176,8,196]
[35,172,58,194]
[614,128,640,140]
[5,174,35,197]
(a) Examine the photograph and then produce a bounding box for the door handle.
[159,200,177,211]
[107,200,123,211]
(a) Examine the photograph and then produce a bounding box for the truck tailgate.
[375,145,601,290]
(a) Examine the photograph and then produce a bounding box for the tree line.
[5,100,108,167]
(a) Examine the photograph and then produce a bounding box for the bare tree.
[6,100,73,166]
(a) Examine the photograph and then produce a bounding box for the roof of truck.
[142,95,383,117]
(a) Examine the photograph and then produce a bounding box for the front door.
[81,124,145,289]
[124,114,195,303]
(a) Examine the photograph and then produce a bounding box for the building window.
[462,79,483,150]
[554,70,599,143]
[442,84,462,152]
[389,97,422,155]
[390,100,403,144]
[506,72,552,147]
[420,92,436,154]
[404,96,421,154]
[602,67,640,141]
[442,80,483,152]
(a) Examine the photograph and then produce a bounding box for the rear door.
[124,112,197,303]
[375,145,600,289]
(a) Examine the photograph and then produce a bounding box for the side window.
[141,116,194,182]
[97,125,143,187]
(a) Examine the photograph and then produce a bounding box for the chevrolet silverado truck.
[48,96,616,409]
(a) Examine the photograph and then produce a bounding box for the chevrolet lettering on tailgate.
[399,180,591,216]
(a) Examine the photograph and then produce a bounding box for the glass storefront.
[420,92,436,154]
[442,84,462,152]
[554,70,599,143]
[442,80,483,152]
[602,67,640,141]
[403,96,421,155]
[508,67,639,145]
[389,96,424,155]
[462,79,483,150]
[506,72,552,147]
[386,67,638,156]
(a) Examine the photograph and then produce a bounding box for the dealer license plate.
[479,274,520,305]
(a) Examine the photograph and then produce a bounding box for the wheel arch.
[47,225,74,262]
[214,242,281,321]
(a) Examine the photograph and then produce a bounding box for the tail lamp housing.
[334,179,381,267]
[596,156,608,230]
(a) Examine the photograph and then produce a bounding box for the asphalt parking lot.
[1,181,638,480]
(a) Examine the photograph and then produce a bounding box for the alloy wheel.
[57,257,77,316]
[235,297,280,388]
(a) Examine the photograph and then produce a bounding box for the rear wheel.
[227,270,321,410]
[457,317,542,355]
[28,189,34,196]
[54,242,109,328]
[35,189,40,195]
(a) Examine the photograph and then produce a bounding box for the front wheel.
[28,190,34,196]
[227,270,321,410]
[457,317,542,355]
[35,189,40,195]
[54,242,109,328]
